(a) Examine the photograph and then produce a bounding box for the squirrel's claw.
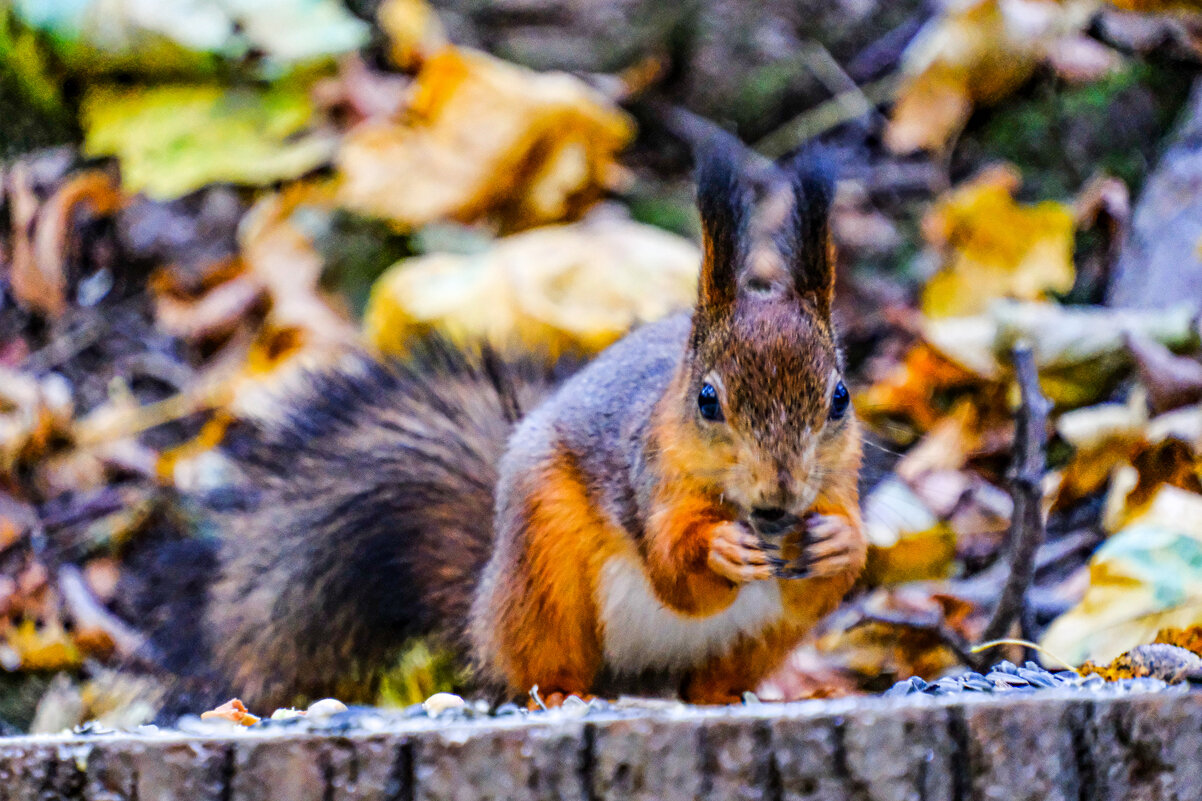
[773,563,810,579]
[795,514,866,578]
[707,522,779,583]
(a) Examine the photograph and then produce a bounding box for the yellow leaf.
[6,619,81,672]
[337,47,634,233]
[920,167,1075,319]
[1107,0,1202,9]
[886,0,1099,153]
[82,84,336,200]
[377,0,447,70]
[1041,485,1202,666]
[365,216,699,359]
[862,477,958,584]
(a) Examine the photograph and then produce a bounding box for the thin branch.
[857,610,978,668]
[980,345,1051,647]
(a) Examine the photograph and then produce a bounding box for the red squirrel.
[195,143,865,709]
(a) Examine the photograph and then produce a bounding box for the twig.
[857,610,978,669]
[754,74,898,159]
[980,345,1051,648]
[57,564,153,664]
[646,101,776,179]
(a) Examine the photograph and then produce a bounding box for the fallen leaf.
[337,47,634,233]
[953,300,1202,407]
[857,343,987,436]
[365,214,699,358]
[377,0,448,70]
[1079,643,1202,682]
[862,477,958,585]
[16,0,368,74]
[1052,398,1147,508]
[920,166,1076,320]
[82,84,337,200]
[1155,625,1202,655]
[1126,332,1202,414]
[1042,485,1202,665]
[886,0,1105,153]
[5,618,81,672]
[0,370,74,479]
[7,166,123,319]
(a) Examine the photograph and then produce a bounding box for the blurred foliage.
[962,61,1195,198]
[2,0,1202,729]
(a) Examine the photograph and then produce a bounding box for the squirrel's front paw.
[775,514,866,579]
[707,522,783,584]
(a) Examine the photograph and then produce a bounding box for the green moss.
[376,640,468,708]
[0,672,56,733]
[624,182,700,240]
[961,60,1194,200]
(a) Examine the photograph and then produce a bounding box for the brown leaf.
[1079,643,1202,682]
[337,47,634,233]
[8,167,123,319]
[1155,625,1202,655]
[1126,332,1202,414]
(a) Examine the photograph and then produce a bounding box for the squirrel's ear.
[785,148,837,315]
[695,141,750,313]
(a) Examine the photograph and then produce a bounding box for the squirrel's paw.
[775,514,866,579]
[707,521,783,584]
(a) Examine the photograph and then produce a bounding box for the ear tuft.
[695,139,751,313]
[785,146,837,312]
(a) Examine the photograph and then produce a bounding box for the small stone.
[305,698,349,720]
[270,708,304,721]
[560,695,591,717]
[423,692,467,717]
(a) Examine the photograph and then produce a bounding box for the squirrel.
[181,143,866,710]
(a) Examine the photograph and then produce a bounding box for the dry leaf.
[1155,625,1202,655]
[862,477,958,585]
[920,166,1076,319]
[857,343,988,435]
[337,47,634,233]
[82,84,337,200]
[1079,643,1202,682]
[887,0,1108,153]
[1126,332,1202,414]
[0,370,74,479]
[1042,485,1202,665]
[366,215,699,359]
[7,166,123,319]
[377,0,448,70]
[5,618,81,672]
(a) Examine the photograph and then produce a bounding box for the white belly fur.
[596,555,784,673]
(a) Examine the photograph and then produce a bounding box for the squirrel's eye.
[698,382,723,422]
[829,381,850,421]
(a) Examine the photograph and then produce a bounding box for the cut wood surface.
[1,688,1198,801]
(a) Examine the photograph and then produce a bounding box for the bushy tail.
[201,341,569,709]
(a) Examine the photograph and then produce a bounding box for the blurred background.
[1,0,1202,732]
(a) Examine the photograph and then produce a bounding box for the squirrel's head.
[670,143,855,532]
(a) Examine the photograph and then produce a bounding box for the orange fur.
[489,454,621,696]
